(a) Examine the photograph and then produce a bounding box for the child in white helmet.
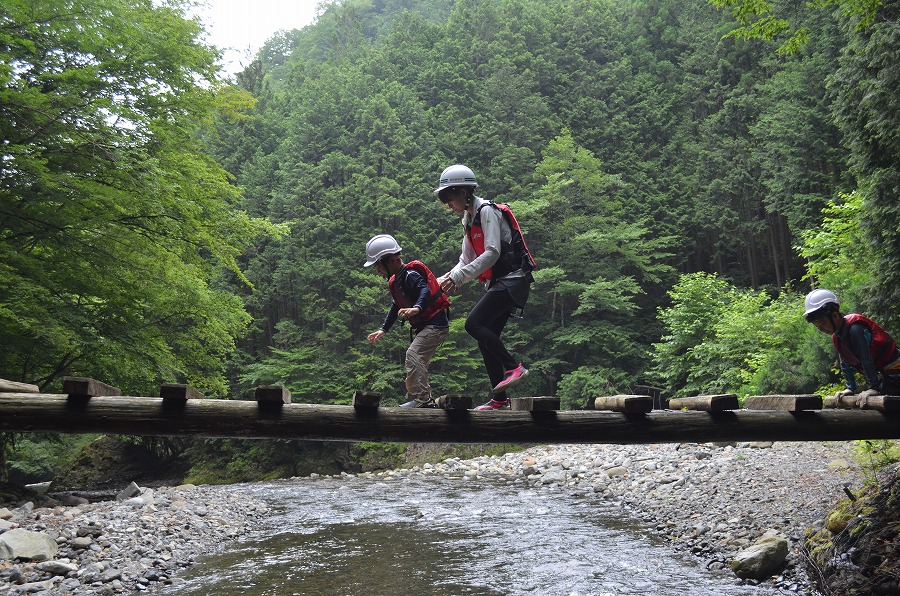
[364,234,450,407]
[804,289,900,399]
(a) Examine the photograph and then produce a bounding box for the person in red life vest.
[364,234,450,408]
[804,289,900,400]
[434,164,536,410]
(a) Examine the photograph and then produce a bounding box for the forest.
[1,0,899,479]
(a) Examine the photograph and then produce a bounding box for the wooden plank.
[5,393,900,444]
[63,377,121,398]
[160,384,205,401]
[352,390,381,408]
[511,396,560,411]
[745,394,822,411]
[594,395,653,414]
[434,395,472,410]
[0,379,40,393]
[668,394,739,412]
[255,385,291,405]
[824,393,900,413]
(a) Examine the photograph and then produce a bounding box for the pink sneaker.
[492,364,529,393]
[473,397,510,410]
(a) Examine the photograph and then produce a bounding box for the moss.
[805,464,900,595]
[826,509,851,534]
[806,528,834,564]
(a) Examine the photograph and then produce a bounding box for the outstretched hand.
[438,275,458,294]
[367,329,385,345]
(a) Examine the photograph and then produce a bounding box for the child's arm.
[369,304,400,344]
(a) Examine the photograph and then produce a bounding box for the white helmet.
[434,164,478,194]
[804,289,839,317]
[363,234,402,267]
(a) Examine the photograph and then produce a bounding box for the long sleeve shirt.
[837,322,881,391]
[381,269,448,333]
[446,196,525,289]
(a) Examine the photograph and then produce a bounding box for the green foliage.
[0,0,280,396]
[800,191,870,310]
[6,434,97,484]
[854,440,900,483]
[183,439,306,485]
[708,0,880,54]
[651,273,732,397]
[652,273,834,397]
[557,366,630,410]
[828,0,900,332]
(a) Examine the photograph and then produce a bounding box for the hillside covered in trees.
[206,0,899,408]
[2,0,899,418]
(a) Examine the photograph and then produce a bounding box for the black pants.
[881,373,900,395]
[465,278,530,397]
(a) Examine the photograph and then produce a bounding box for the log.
[160,384,205,401]
[2,393,900,444]
[255,385,291,405]
[744,394,822,411]
[511,396,560,411]
[63,377,121,398]
[594,395,653,414]
[435,395,473,410]
[824,393,900,413]
[352,391,381,408]
[668,394,739,412]
[0,379,39,393]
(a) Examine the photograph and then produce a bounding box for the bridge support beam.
[2,393,900,444]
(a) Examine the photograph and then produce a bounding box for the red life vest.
[832,314,899,370]
[388,260,451,323]
[465,202,536,282]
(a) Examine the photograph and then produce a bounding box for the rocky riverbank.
[0,440,865,594]
[0,484,268,594]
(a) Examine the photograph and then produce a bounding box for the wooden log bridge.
[2,391,900,444]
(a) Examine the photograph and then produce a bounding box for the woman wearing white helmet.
[804,289,900,398]
[435,165,536,410]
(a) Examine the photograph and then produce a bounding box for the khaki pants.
[405,325,449,401]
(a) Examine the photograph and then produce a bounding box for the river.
[159,474,770,595]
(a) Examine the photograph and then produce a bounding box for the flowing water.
[161,476,770,595]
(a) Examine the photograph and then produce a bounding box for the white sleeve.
[448,204,502,286]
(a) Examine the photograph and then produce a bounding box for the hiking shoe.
[473,397,510,410]
[492,364,529,393]
[400,398,437,408]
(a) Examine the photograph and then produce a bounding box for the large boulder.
[731,531,789,580]
[0,528,59,561]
